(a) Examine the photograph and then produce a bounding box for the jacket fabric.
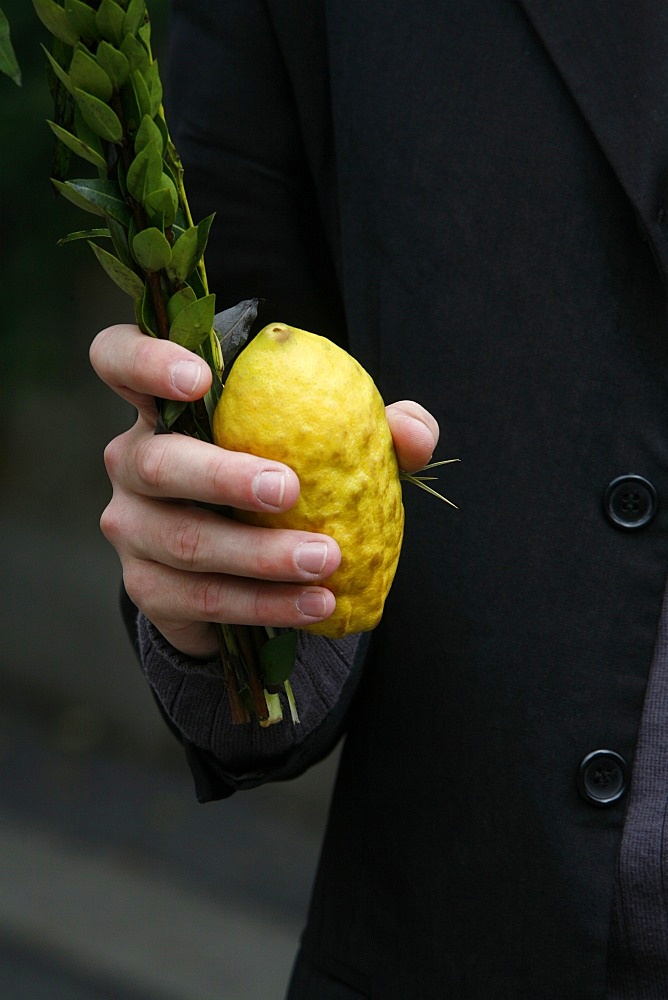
[159,2,668,996]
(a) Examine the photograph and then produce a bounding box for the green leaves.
[0,8,21,85]
[40,3,222,406]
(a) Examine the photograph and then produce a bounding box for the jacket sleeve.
[121,589,367,801]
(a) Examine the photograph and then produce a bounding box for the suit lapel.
[518,0,668,277]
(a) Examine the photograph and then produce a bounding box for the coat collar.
[518,0,668,276]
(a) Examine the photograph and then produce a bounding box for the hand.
[90,324,439,659]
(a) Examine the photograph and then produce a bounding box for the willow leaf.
[169,294,216,350]
[89,241,145,298]
[47,119,107,169]
[57,227,110,245]
[52,177,132,225]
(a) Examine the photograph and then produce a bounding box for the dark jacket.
[162,2,668,996]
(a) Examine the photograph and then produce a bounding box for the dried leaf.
[213,299,259,368]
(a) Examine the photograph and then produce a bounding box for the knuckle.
[195,576,226,620]
[122,561,153,611]
[135,435,169,491]
[171,515,204,569]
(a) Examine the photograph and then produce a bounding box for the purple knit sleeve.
[136,614,362,773]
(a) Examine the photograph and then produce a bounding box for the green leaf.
[142,59,162,117]
[69,45,113,101]
[52,177,132,225]
[96,40,130,89]
[136,279,157,336]
[120,33,148,73]
[169,226,199,283]
[132,227,172,272]
[134,113,163,154]
[169,294,216,350]
[47,119,107,169]
[41,42,74,96]
[57,227,110,245]
[107,215,134,269]
[64,0,99,43]
[95,0,125,46]
[33,0,79,46]
[166,286,197,324]
[125,137,162,203]
[123,0,145,36]
[74,87,122,143]
[73,102,106,162]
[144,177,178,227]
[160,399,187,430]
[0,9,21,85]
[260,632,298,685]
[89,240,145,297]
[130,65,151,119]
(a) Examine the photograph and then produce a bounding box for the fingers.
[90,324,212,418]
[123,560,337,646]
[102,492,340,582]
[104,424,302,511]
[386,400,440,473]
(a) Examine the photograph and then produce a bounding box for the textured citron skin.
[212,323,405,638]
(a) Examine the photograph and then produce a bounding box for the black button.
[604,475,657,530]
[577,750,627,806]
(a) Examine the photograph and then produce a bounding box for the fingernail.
[171,359,204,396]
[253,470,286,508]
[295,541,328,575]
[296,590,328,619]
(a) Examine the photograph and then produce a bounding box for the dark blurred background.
[0,6,336,998]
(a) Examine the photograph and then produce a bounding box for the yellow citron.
[212,323,405,638]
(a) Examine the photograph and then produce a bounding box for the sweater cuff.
[136,614,361,773]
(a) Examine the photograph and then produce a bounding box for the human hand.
[90,324,439,659]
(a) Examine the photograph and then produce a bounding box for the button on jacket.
[158,2,668,997]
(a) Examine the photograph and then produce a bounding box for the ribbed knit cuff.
[136,614,361,773]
